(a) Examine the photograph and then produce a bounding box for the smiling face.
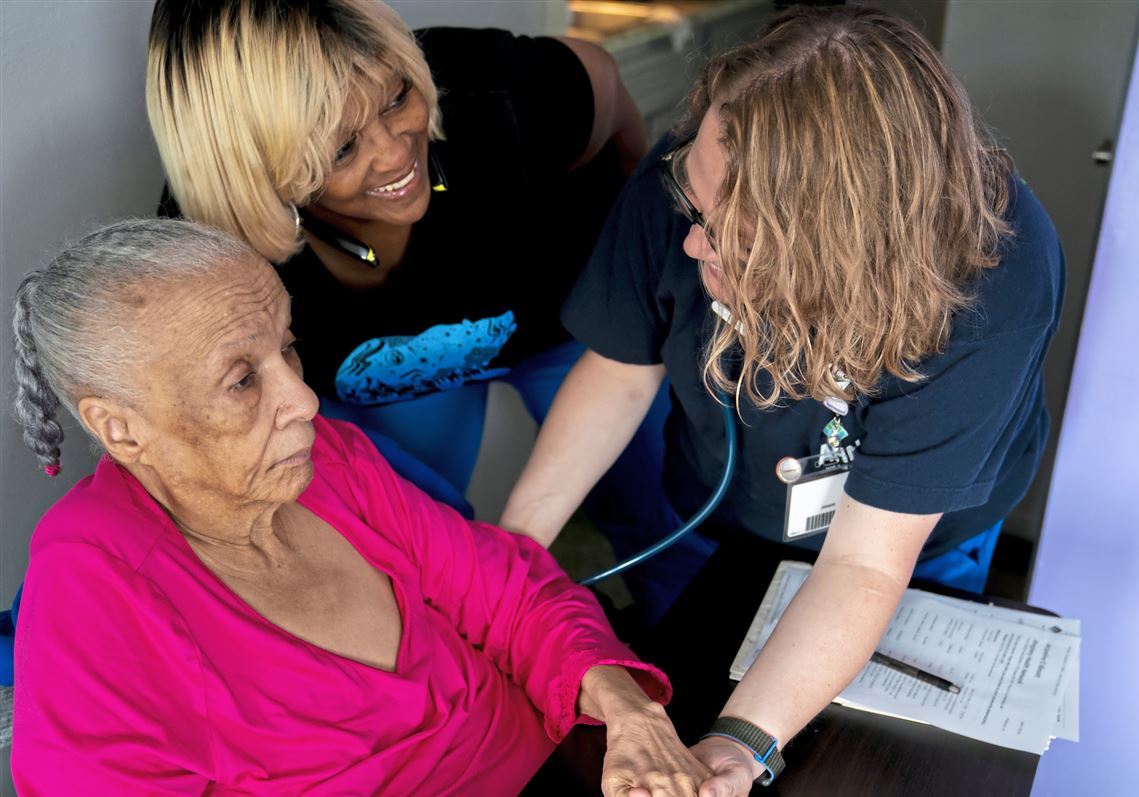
[311,74,432,230]
[127,255,320,515]
[678,109,731,301]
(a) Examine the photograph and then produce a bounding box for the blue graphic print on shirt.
[335,311,518,405]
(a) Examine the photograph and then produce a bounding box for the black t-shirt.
[276,27,623,403]
[563,135,1066,559]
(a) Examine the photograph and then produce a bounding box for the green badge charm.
[823,417,848,449]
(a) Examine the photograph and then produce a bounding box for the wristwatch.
[701,716,786,786]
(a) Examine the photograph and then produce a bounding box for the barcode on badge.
[805,509,835,533]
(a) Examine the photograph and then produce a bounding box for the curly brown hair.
[684,5,1013,410]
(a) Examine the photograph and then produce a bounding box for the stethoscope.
[579,397,738,586]
[577,292,854,586]
[578,300,748,585]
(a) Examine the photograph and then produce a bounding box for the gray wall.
[1,3,162,792]
[0,0,162,610]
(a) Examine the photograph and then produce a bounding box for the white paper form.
[841,594,1079,754]
[729,561,1081,754]
[908,588,1081,742]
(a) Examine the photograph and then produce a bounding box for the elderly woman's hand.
[579,666,712,796]
[602,702,713,797]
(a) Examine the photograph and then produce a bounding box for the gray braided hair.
[10,218,255,475]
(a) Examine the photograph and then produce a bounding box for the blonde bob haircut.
[685,5,1013,410]
[147,0,443,263]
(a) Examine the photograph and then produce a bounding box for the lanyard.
[711,299,853,456]
[820,370,852,461]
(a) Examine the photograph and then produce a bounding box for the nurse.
[502,6,1064,792]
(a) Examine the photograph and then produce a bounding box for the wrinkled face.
[132,256,319,510]
[313,74,432,228]
[680,108,730,301]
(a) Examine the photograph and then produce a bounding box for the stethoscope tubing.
[579,397,737,586]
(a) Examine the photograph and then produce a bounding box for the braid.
[12,273,64,475]
[8,218,256,476]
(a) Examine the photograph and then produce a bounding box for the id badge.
[782,459,849,541]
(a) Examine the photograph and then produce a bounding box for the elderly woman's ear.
[77,397,145,464]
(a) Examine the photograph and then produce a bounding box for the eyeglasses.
[660,135,758,280]
[658,134,710,236]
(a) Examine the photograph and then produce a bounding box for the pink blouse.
[13,416,669,796]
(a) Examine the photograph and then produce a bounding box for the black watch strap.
[702,716,785,786]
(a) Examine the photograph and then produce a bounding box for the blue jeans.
[912,520,1004,593]
[320,340,685,613]
[321,380,486,518]
[0,584,20,686]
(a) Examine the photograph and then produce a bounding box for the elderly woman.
[145,0,678,600]
[10,219,710,796]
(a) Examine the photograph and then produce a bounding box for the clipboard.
[728,560,1081,754]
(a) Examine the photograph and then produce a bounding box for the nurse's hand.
[601,701,712,797]
[690,736,763,797]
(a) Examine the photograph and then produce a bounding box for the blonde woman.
[503,6,1065,792]
[146,0,675,565]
